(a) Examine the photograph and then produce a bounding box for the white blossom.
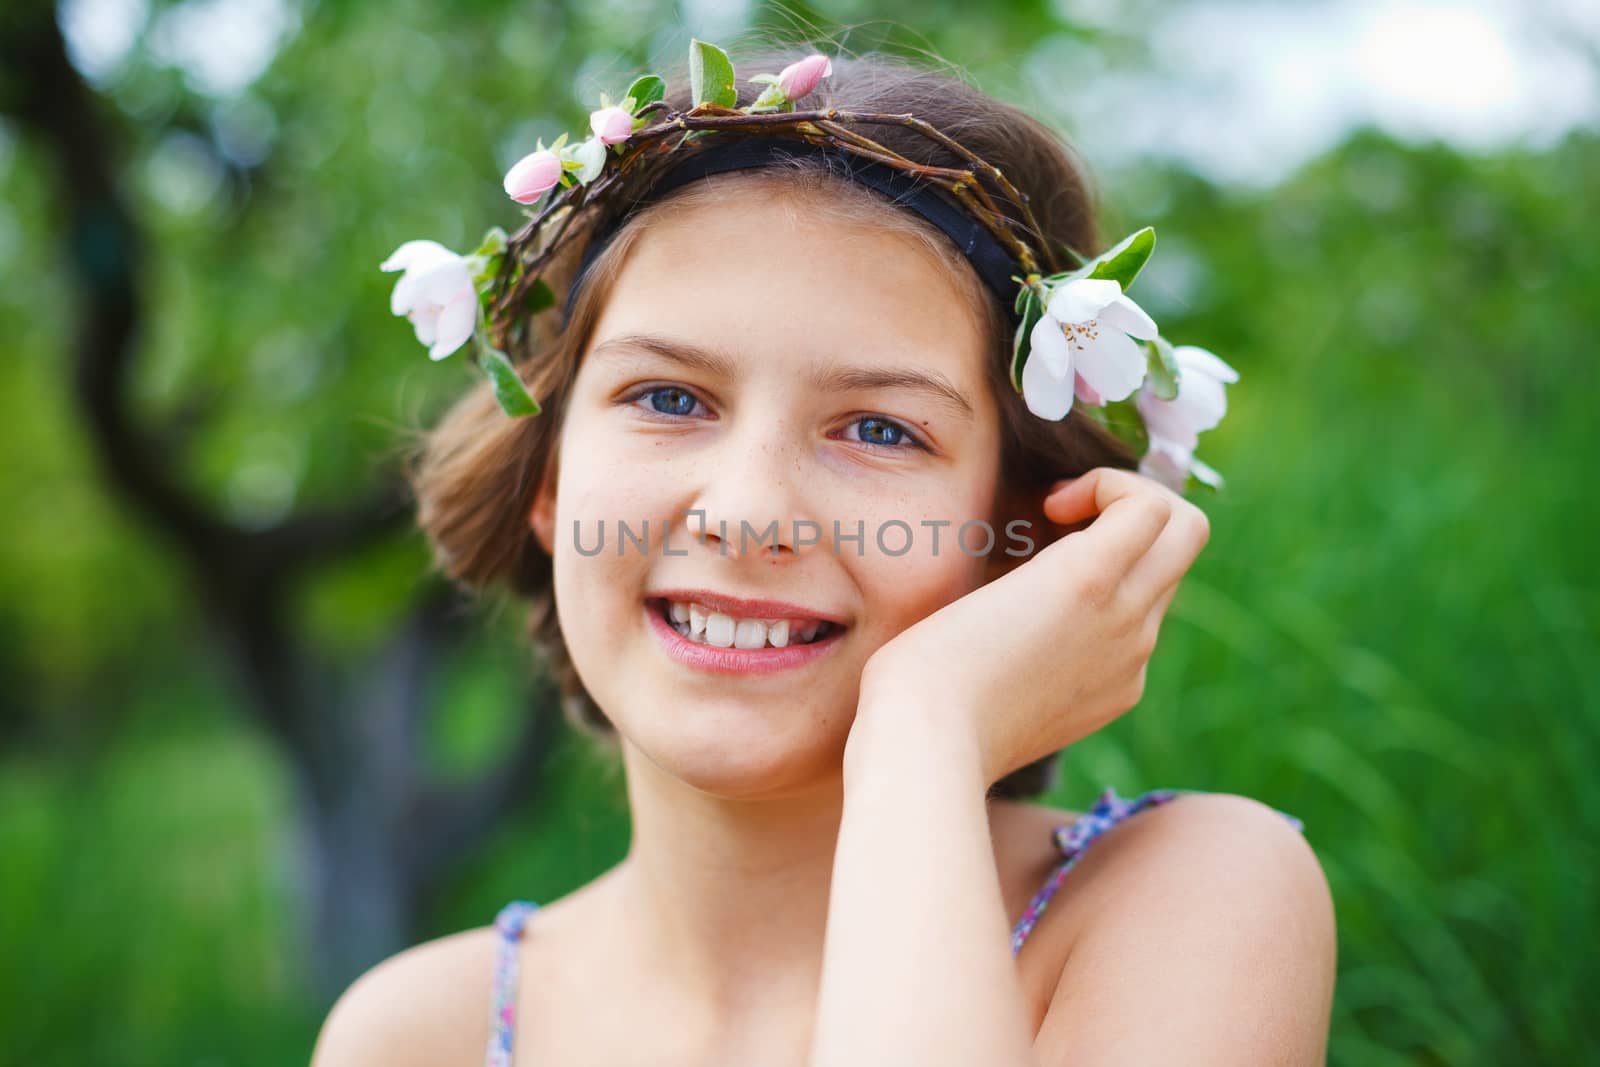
[564,136,608,185]
[1021,278,1159,420]
[1140,438,1225,492]
[379,240,477,361]
[1137,344,1239,450]
[1135,344,1239,490]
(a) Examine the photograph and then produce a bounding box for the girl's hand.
[851,466,1212,788]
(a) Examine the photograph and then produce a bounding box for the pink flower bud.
[776,54,833,101]
[589,105,634,146]
[503,149,563,204]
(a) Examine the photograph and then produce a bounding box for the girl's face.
[531,193,1007,797]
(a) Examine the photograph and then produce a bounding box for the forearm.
[808,695,1039,1067]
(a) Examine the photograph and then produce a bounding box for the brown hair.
[407,39,1138,800]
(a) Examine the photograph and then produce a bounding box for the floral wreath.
[380,40,1238,493]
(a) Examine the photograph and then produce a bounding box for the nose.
[683,420,820,563]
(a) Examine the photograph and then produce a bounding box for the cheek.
[846,483,995,640]
[551,406,677,544]
[546,444,659,665]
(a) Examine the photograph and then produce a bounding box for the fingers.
[1042,468,1183,585]
[1128,561,1187,680]
[1040,466,1212,620]
[1123,496,1211,608]
[1043,466,1186,529]
[1042,467,1127,527]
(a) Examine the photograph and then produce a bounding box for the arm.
[807,696,1039,1067]
[808,701,1338,1067]
[805,469,1216,1065]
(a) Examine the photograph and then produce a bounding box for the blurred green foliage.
[0,1,1595,1064]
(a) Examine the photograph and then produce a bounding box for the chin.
[615,704,851,800]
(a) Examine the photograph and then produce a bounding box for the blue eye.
[621,386,928,453]
[844,415,927,452]
[630,386,705,418]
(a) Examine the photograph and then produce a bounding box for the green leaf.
[479,348,541,417]
[1010,286,1044,392]
[748,85,787,112]
[1081,396,1150,456]
[689,39,737,108]
[1144,335,1180,401]
[472,226,508,259]
[525,278,554,314]
[1084,226,1156,290]
[1012,275,1035,316]
[748,73,781,86]
[474,271,498,314]
[471,253,503,303]
[550,130,570,152]
[624,74,665,110]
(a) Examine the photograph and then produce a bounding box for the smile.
[644,597,848,676]
[658,597,836,648]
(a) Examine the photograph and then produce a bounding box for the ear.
[529,460,558,556]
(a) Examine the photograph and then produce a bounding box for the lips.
[645,587,849,628]
[643,597,847,676]
[648,598,836,648]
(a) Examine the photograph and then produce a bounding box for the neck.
[609,738,846,1015]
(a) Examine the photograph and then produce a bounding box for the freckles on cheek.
[555,476,661,579]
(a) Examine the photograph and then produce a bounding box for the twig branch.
[487,103,1062,341]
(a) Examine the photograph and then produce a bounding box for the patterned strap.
[484,900,540,1067]
[1009,787,1178,955]
[1007,787,1306,956]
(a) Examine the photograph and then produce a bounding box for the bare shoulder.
[1032,791,1337,1065]
[310,922,501,1067]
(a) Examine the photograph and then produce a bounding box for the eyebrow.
[589,333,975,423]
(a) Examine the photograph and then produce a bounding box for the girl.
[315,39,1336,1067]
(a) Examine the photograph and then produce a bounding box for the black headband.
[559,135,1029,330]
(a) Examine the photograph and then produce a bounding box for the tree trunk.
[0,5,563,1005]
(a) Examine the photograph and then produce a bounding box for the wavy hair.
[406,40,1138,799]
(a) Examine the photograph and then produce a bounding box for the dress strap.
[484,900,540,1067]
[1009,787,1179,955]
[1008,787,1306,956]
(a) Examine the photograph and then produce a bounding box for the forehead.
[586,183,996,394]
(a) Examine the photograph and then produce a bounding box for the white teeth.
[705,612,736,648]
[660,600,836,649]
[734,619,767,649]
